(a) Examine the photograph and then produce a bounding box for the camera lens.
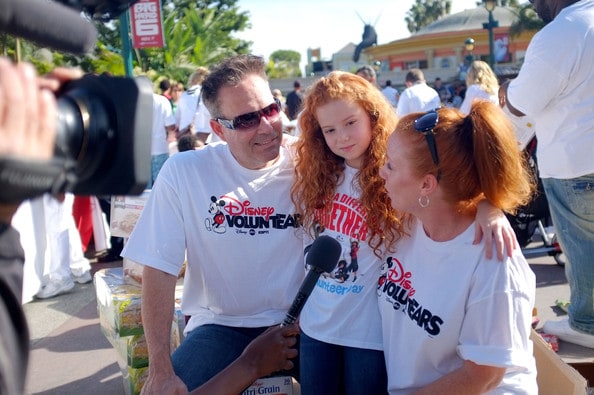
[52,74,153,196]
[56,83,114,184]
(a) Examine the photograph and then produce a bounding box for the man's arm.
[140,266,187,394]
[498,80,525,117]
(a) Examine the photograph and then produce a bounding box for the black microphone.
[281,235,341,327]
[0,0,97,55]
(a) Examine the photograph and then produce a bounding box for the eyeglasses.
[413,109,440,167]
[216,98,282,132]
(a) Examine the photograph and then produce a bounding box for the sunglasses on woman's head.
[413,109,440,167]
[215,98,282,132]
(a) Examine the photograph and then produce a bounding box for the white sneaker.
[542,318,594,349]
[35,278,75,299]
[72,271,92,284]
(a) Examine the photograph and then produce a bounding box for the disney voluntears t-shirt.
[122,143,305,335]
[377,218,538,394]
[300,165,384,350]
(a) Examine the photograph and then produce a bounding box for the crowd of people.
[2,1,593,394]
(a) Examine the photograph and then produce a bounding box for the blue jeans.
[149,153,169,188]
[542,174,594,335]
[171,324,299,392]
[299,331,387,395]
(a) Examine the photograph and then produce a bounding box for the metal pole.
[488,10,495,68]
[119,10,134,77]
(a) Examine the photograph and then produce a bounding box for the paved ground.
[22,249,594,394]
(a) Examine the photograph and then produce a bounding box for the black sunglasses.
[413,110,440,167]
[216,98,282,131]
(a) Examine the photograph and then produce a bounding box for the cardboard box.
[95,269,144,337]
[242,376,300,395]
[531,329,588,394]
[110,191,150,238]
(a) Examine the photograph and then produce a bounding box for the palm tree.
[508,3,545,38]
[405,0,452,33]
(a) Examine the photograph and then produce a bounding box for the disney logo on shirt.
[204,195,300,235]
[378,256,443,336]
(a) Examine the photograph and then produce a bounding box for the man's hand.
[140,371,187,395]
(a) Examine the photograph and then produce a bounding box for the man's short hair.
[356,65,376,81]
[405,68,425,84]
[293,80,301,88]
[177,134,203,152]
[188,67,210,87]
[201,54,268,118]
[159,79,171,93]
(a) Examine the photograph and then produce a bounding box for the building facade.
[272,5,537,94]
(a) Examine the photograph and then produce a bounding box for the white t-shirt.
[507,0,594,179]
[378,219,537,394]
[300,165,383,350]
[171,85,214,136]
[152,93,174,155]
[459,84,497,115]
[382,85,399,107]
[396,83,441,117]
[122,143,305,334]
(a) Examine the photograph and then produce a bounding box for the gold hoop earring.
[418,195,429,208]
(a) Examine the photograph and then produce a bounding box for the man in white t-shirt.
[396,68,441,117]
[172,67,216,145]
[500,0,594,349]
[122,55,302,393]
[381,80,399,108]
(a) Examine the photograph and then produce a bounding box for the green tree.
[4,0,252,81]
[508,3,545,37]
[267,50,301,79]
[405,0,452,33]
[135,0,251,82]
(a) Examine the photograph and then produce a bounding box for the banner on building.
[494,33,511,63]
[130,0,165,48]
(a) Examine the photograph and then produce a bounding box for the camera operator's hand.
[0,58,82,223]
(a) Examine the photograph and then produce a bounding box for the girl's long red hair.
[291,71,405,256]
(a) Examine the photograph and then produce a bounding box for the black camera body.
[0,0,154,203]
[55,0,137,21]
[56,74,153,195]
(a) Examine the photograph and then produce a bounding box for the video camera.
[0,0,152,203]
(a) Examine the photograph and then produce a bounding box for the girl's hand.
[474,200,517,260]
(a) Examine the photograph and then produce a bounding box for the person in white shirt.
[381,79,399,108]
[499,0,594,349]
[379,103,538,394]
[122,55,301,393]
[172,67,215,145]
[459,60,499,115]
[396,68,441,117]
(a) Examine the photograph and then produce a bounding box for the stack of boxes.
[95,267,184,395]
[95,191,184,394]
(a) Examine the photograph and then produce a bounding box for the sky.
[235,0,481,68]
